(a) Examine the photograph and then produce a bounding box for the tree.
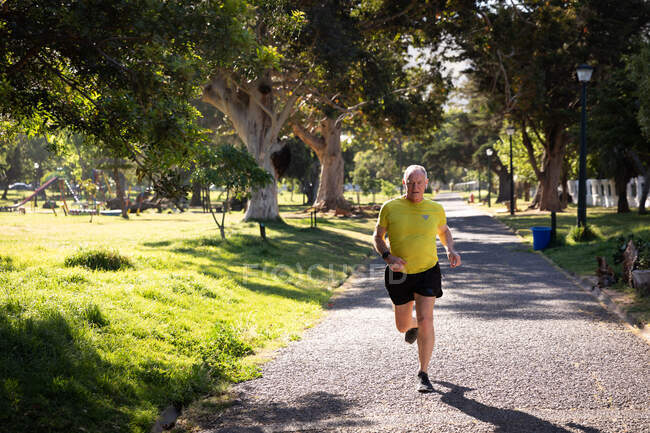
[589,64,647,213]
[279,136,320,205]
[352,149,399,203]
[628,41,650,214]
[193,144,272,238]
[202,1,457,219]
[1,0,249,193]
[289,1,453,212]
[452,0,649,211]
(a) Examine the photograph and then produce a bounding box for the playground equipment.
[1,176,83,214]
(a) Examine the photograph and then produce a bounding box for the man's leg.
[393,300,417,333]
[414,293,435,373]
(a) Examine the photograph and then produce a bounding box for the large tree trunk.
[520,121,566,212]
[292,118,350,211]
[538,147,564,211]
[202,73,300,221]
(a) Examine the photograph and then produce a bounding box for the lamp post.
[506,126,515,215]
[576,64,593,228]
[486,148,494,207]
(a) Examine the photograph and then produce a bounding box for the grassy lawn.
[0,201,379,433]
[491,204,650,326]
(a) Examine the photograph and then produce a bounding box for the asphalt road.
[203,193,650,433]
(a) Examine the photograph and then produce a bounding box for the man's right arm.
[373,225,406,271]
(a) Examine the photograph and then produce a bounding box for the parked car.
[8,182,32,190]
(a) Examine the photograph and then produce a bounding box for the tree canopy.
[1,0,250,184]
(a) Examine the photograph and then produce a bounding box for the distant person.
[373,165,461,393]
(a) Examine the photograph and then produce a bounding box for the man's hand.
[447,249,461,268]
[386,254,407,273]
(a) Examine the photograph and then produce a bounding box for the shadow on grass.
[140,221,372,305]
[0,301,250,433]
[0,307,131,433]
[433,381,602,433]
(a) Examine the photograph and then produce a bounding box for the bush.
[0,256,15,272]
[64,248,133,271]
[567,225,600,242]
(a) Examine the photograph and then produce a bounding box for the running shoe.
[404,327,418,344]
[417,371,434,393]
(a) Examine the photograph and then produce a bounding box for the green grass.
[496,206,650,325]
[0,206,377,433]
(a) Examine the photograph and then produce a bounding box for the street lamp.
[576,63,593,228]
[486,148,494,207]
[506,126,515,215]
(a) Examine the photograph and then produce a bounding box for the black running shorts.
[384,263,442,306]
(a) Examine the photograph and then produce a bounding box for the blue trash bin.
[531,226,552,250]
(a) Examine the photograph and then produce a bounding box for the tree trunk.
[202,73,301,221]
[528,182,542,209]
[519,121,566,211]
[560,160,570,207]
[1,184,8,200]
[190,179,202,206]
[292,119,350,211]
[538,151,564,211]
[538,128,567,212]
[113,167,128,219]
[615,172,631,213]
[496,170,511,203]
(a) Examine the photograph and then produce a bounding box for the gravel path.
[204,194,650,433]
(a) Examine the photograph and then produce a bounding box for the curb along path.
[204,193,650,433]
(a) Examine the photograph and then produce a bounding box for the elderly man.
[373,165,461,393]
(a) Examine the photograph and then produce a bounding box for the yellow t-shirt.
[377,197,447,274]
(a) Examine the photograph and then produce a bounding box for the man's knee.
[395,319,412,333]
[417,315,433,329]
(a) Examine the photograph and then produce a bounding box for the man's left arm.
[437,224,461,268]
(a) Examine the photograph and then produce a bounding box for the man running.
[373,165,461,393]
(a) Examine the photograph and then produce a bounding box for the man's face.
[403,170,428,203]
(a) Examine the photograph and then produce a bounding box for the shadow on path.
[214,391,363,432]
[433,381,602,433]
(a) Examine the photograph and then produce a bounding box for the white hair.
[403,165,428,181]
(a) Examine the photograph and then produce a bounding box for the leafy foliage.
[0,0,250,184]
[352,149,399,195]
[193,144,272,201]
[628,41,650,140]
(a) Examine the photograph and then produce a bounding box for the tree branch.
[360,1,418,31]
[7,44,42,74]
[292,123,325,153]
[37,55,101,111]
[237,82,275,120]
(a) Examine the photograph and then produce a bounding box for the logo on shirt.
[422,215,429,220]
